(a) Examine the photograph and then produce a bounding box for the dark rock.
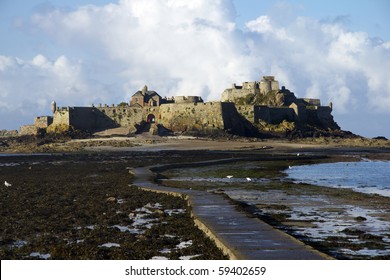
[355,216,367,222]
[373,136,388,140]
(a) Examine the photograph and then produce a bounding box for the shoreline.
[1,133,390,155]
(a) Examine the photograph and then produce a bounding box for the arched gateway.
[147,114,156,123]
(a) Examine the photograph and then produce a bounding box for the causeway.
[133,161,332,260]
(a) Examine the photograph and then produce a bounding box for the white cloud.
[246,14,390,114]
[28,0,253,100]
[0,54,121,129]
[1,0,389,137]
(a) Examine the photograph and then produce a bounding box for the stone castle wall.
[235,105,255,123]
[174,96,203,104]
[158,102,225,132]
[19,125,38,136]
[221,82,260,102]
[20,75,340,136]
[96,106,143,130]
[254,106,295,124]
[53,108,70,127]
[34,116,53,128]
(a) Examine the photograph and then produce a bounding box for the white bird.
[246,177,252,182]
[288,166,293,169]
[4,181,12,187]
[226,175,233,179]
[296,153,300,157]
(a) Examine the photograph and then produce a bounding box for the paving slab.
[133,165,332,260]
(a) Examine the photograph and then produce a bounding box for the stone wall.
[54,107,119,132]
[235,105,255,123]
[96,106,143,131]
[19,125,38,136]
[53,108,70,127]
[0,129,18,137]
[315,106,339,129]
[221,82,260,102]
[34,116,53,128]
[289,103,308,123]
[174,96,203,104]
[260,76,279,94]
[301,98,321,106]
[158,102,225,133]
[254,106,295,124]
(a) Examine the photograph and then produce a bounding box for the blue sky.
[1,0,389,138]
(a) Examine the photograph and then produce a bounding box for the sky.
[0,0,389,138]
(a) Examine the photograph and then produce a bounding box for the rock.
[106,197,117,203]
[126,168,135,176]
[0,141,9,147]
[154,209,164,215]
[0,129,18,137]
[373,136,388,141]
[355,216,367,222]
[128,212,136,219]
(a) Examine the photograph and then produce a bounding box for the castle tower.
[260,76,279,94]
[142,85,148,95]
[51,100,57,114]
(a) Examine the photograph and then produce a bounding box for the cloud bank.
[1,0,389,137]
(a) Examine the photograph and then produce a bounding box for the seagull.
[288,166,293,169]
[4,181,12,187]
[226,175,233,179]
[246,177,252,182]
[296,153,300,157]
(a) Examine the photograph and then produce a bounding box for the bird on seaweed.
[226,175,233,179]
[4,181,12,187]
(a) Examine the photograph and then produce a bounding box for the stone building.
[19,75,340,136]
[19,116,53,135]
[130,85,164,107]
[222,76,280,102]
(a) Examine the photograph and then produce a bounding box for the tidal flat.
[159,154,390,260]
[1,142,390,260]
[0,152,229,260]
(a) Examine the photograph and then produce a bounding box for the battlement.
[174,96,204,104]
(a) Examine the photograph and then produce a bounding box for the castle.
[19,75,339,137]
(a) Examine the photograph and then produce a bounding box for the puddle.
[29,252,51,259]
[165,177,270,183]
[99,243,121,248]
[225,189,390,259]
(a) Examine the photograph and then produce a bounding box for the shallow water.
[162,159,390,259]
[285,160,390,197]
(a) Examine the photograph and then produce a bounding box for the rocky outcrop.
[0,129,18,137]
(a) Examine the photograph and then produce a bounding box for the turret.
[260,76,279,94]
[51,101,57,114]
[141,85,148,95]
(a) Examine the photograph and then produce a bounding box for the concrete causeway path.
[132,162,332,260]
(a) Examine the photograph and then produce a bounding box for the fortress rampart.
[19,75,340,136]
